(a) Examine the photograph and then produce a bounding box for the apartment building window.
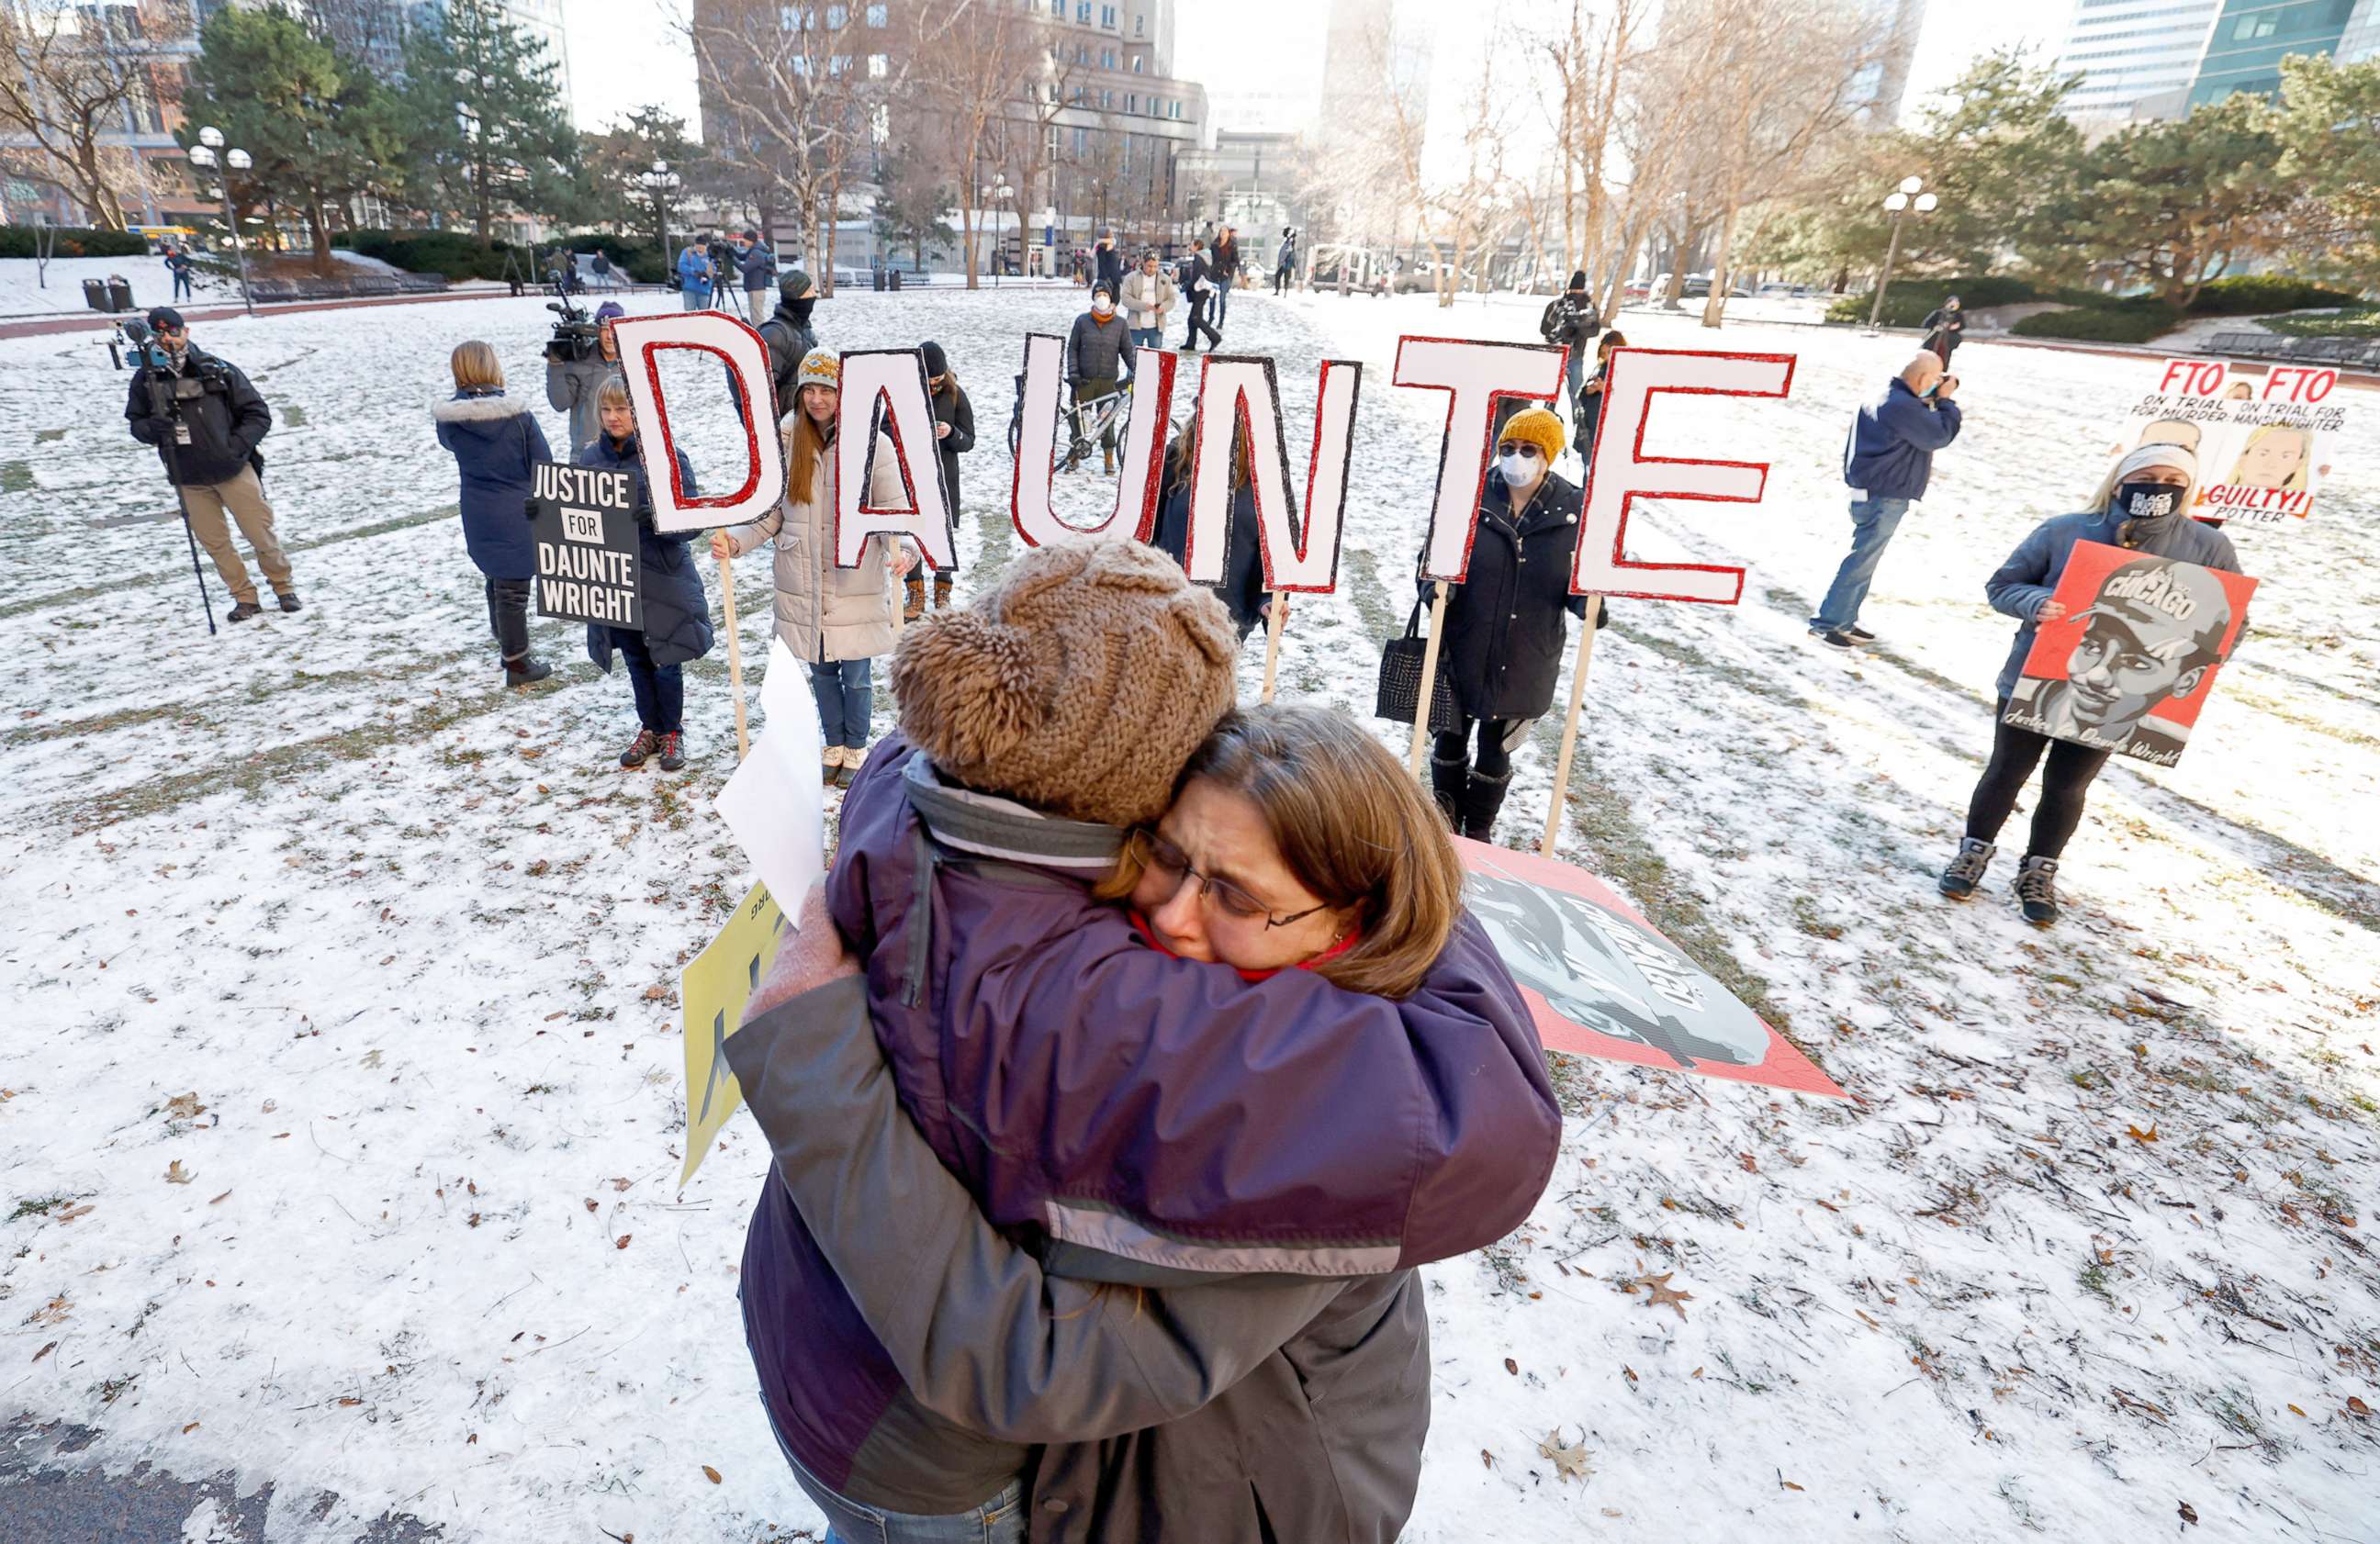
[825,4,847,27]
[866,2,887,23]
[870,104,890,143]
[829,53,850,75]
[868,52,887,77]
[1102,88,1114,107]
[1077,2,1091,22]
[1126,93,1138,113]
[1103,49,1115,68]
[780,5,812,29]
[1170,99,1181,119]
[1102,5,1117,27]
[1133,54,1144,73]
[1074,126,1089,154]
[1050,0,1064,13]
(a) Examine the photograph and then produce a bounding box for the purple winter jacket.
[735,736,1562,1529]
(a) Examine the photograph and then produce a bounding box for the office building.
[2053,0,2224,117]
[2188,0,2364,103]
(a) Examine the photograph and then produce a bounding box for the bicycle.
[1008,374,1133,474]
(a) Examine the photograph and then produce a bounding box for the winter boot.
[835,745,861,789]
[822,744,844,787]
[657,731,686,773]
[504,652,554,688]
[904,571,926,621]
[1937,837,1995,900]
[1103,446,1117,476]
[1428,752,1467,827]
[275,589,303,613]
[1460,767,1513,843]
[619,729,658,769]
[932,573,954,610]
[227,599,263,622]
[2014,855,2061,926]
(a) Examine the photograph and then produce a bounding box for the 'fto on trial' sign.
[532,461,643,628]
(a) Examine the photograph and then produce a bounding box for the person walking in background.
[432,341,553,688]
[1922,294,1964,366]
[910,341,973,617]
[1274,227,1297,296]
[123,307,298,622]
[589,251,616,292]
[1067,283,1138,476]
[711,350,913,789]
[547,300,624,455]
[1425,407,1590,842]
[1151,415,1264,641]
[1210,224,1241,331]
[676,240,713,311]
[1538,270,1602,409]
[738,230,776,326]
[1094,229,1124,298]
[1121,249,1174,351]
[165,246,195,301]
[1179,238,1221,352]
[1810,351,1962,650]
[1938,442,2236,925]
[577,376,711,773]
[1574,329,1626,470]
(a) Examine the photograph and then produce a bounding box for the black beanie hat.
[779,269,814,302]
[1568,270,1588,291]
[921,341,949,377]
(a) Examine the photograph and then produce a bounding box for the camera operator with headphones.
[124,307,300,621]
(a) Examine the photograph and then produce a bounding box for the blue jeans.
[609,626,683,733]
[1215,274,1232,326]
[680,287,710,310]
[1811,496,1910,632]
[769,1415,1024,1544]
[810,657,872,750]
[1128,326,1161,351]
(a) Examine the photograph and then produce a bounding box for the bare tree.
[0,0,184,229]
[684,0,865,285]
[1532,0,1646,289]
[906,0,1042,288]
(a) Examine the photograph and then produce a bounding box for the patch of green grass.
[8,1194,73,1222]
[2077,1259,2112,1301]
[34,429,67,443]
[2261,306,2380,339]
[0,461,31,495]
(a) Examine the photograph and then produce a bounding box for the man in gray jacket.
[1064,284,1138,475]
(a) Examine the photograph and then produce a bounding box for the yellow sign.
[679,880,789,1188]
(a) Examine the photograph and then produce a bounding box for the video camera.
[544,279,603,364]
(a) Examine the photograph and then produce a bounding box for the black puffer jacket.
[1430,469,1589,722]
[572,431,714,669]
[125,345,272,487]
[1150,450,1263,641]
[929,381,975,520]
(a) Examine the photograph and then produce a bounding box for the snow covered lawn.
[3,285,2374,1542]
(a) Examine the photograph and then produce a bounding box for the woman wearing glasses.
[727,540,1559,1543]
[1427,404,1589,843]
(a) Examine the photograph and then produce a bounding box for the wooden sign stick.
[1539,597,1603,857]
[1259,593,1288,703]
[1405,582,1450,778]
[719,549,750,762]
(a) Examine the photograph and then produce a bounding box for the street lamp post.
[982,181,1015,286]
[1866,174,1938,330]
[639,159,681,274]
[186,127,254,314]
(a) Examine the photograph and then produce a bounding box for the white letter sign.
[1010,333,1173,546]
[836,348,957,570]
[1394,336,1566,581]
[1185,354,1363,591]
[1573,348,1795,604]
[610,311,787,534]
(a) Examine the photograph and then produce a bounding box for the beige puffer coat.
[725,419,907,664]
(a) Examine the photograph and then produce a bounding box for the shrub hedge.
[1824,275,2041,327]
[2188,274,2362,314]
[2008,304,2179,344]
[332,228,668,285]
[0,224,153,260]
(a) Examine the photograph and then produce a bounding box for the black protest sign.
[532,461,643,628]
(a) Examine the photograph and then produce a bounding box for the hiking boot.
[1938,837,1995,900]
[1460,767,1513,843]
[1103,447,1117,476]
[619,729,658,769]
[504,654,554,688]
[2015,856,2061,926]
[227,599,263,622]
[904,571,926,621]
[275,590,303,613]
[1808,626,1854,650]
[657,731,686,772]
[932,573,953,610]
[835,749,860,789]
[822,744,844,787]
[1429,753,1466,828]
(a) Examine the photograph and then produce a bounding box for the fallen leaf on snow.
[615,1234,633,1250]
[361,1049,385,1069]
[643,984,668,1001]
[182,1422,200,1434]
[702,1465,723,1484]
[55,1203,94,1224]
[208,1190,231,1205]
[1630,1272,1694,1321]
[1503,1357,1518,1376]
[32,1341,57,1362]
[2178,1501,2198,1526]
[163,1092,205,1120]
[2127,1124,2159,1145]
[165,1160,193,1185]
[2347,1396,2372,1418]
[1537,1428,1592,1481]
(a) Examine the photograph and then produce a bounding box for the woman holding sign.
[712,348,914,789]
[432,341,554,688]
[576,376,713,772]
[1426,406,1591,843]
[1939,441,2239,924]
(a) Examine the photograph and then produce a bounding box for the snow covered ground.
[0,255,202,320]
[3,284,2374,1542]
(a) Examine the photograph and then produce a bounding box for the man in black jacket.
[758,270,820,417]
[1538,271,1601,411]
[124,308,299,621]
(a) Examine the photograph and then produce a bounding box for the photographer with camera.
[545,296,625,455]
[123,308,299,622]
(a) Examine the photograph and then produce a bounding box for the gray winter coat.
[1118,267,1174,330]
[1985,504,2240,700]
[722,420,907,664]
[545,351,616,458]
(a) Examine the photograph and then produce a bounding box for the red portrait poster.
[1457,839,1843,1099]
[2001,540,2258,769]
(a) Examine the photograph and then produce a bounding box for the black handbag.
[1375,597,1461,733]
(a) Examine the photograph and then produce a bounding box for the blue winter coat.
[676,245,714,299]
[432,389,552,581]
[1985,504,2240,700]
[571,431,715,669]
[1843,376,1961,500]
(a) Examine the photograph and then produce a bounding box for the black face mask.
[2115,479,2184,545]
[789,296,816,323]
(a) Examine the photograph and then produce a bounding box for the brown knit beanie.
[891,540,1240,829]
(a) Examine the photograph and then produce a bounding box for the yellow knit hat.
[1499,406,1566,465]
[796,348,839,391]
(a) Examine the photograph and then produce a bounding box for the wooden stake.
[1259,593,1288,703]
[1539,596,1603,857]
[718,548,749,763]
[1405,582,1450,778]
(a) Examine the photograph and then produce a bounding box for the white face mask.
[1094,299,1114,316]
[1499,451,1539,486]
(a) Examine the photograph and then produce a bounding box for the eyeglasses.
[154,324,186,336]
[1126,828,1331,929]
[1495,442,1543,460]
